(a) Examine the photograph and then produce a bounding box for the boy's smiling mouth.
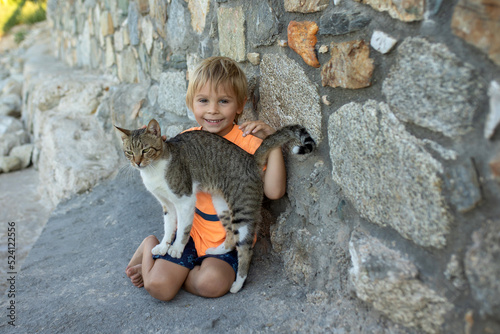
[204,119,223,124]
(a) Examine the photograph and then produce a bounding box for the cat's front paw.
[167,244,184,259]
[151,243,169,256]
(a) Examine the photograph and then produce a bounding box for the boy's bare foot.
[126,264,144,288]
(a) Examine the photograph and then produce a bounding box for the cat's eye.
[125,151,133,156]
[143,148,151,154]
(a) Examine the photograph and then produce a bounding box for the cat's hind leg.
[231,227,253,293]
[205,195,235,255]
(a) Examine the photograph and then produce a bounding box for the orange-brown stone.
[287,21,320,68]
[321,40,374,89]
[451,0,500,66]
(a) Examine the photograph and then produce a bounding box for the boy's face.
[192,82,244,137]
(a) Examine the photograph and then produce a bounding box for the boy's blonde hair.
[186,56,248,122]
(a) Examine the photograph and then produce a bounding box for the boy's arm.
[239,121,287,200]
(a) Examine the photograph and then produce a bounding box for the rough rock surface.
[328,100,450,249]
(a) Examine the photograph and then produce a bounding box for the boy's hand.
[239,120,276,139]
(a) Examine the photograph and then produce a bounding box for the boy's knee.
[194,269,232,298]
[144,276,176,301]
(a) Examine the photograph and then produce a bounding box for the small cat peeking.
[119,56,315,301]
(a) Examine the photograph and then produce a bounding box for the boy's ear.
[147,119,161,137]
[114,125,130,141]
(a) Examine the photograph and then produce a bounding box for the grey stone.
[247,1,279,48]
[319,7,371,36]
[328,100,449,248]
[0,155,22,173]
[117,47,138,83]
[217,6,246,62]
[259,54,322,143]
[465,220,500,318]
[349,230,453,333]
[0,93,22,117]
[444,254,466,290]
[127,1,140,46]
[270,160,348,293]
[166,0,188,51]
[150,40,165,81]
[1,76,23,96]
[443,159,482,213]
[158,71,187,117]
[382,37,484,138]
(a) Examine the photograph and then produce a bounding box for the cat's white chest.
[140,160,173,196]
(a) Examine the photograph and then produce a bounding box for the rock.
[0,130,30,156]
[321,40,374,89]
[444,254,467,290]
[319,6,371,36]
[10,144,33,169]
[116,47,138,83]
[370,30,397,54]
[284,0,329,13]
[127,1,140,46]
[465,220,500,319]
[0,115,23,135]
[491,153,500,182]
[451,0,500,66]
[259,54,323,143]
[0,94,22,117]
[328,100,449,248]
[140,16,153,54]
[166,0,189,51]
[247,1,279,48]
[382,37,484,138]
[217,6,246,62]
[247,52,261,65]
[287,21,320,68]
[187,0,210,34]
[353,0,424,22]
[0,155,22,173]
[158,71,188,117]
[1,76,23,96]
[349,230,453,333]
[443,159,482,213]
[485,81,500,139]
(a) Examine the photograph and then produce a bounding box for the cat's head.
[115,119,163,169]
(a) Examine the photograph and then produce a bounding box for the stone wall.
[44,0,500,333]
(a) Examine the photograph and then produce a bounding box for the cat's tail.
[254,125,316,168]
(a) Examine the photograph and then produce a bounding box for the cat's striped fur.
[116,119,315,293]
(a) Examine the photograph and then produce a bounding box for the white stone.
[10,144,33,168]
[0,156,22,173]
[0,130,29,156]
[0,115,23,135]
[141,16,154,54]
[485,80,500,139]
[247,52,261,65]
[370,30,397,54]
[105,36,115,68]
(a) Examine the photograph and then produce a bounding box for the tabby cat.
[116,119,315,293]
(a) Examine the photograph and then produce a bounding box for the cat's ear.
[114,125,131,140]
[147,119,161,138]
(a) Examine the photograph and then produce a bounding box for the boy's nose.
[207,103,218,114]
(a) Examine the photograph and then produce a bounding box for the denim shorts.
[152,236,238,274]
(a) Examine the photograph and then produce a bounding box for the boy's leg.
[183,257,236,298]
[126,235,190,301]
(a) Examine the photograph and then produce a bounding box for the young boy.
[125,56,286,301]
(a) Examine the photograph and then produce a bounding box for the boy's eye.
[198,98,208,103]
[219,99,229,104]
